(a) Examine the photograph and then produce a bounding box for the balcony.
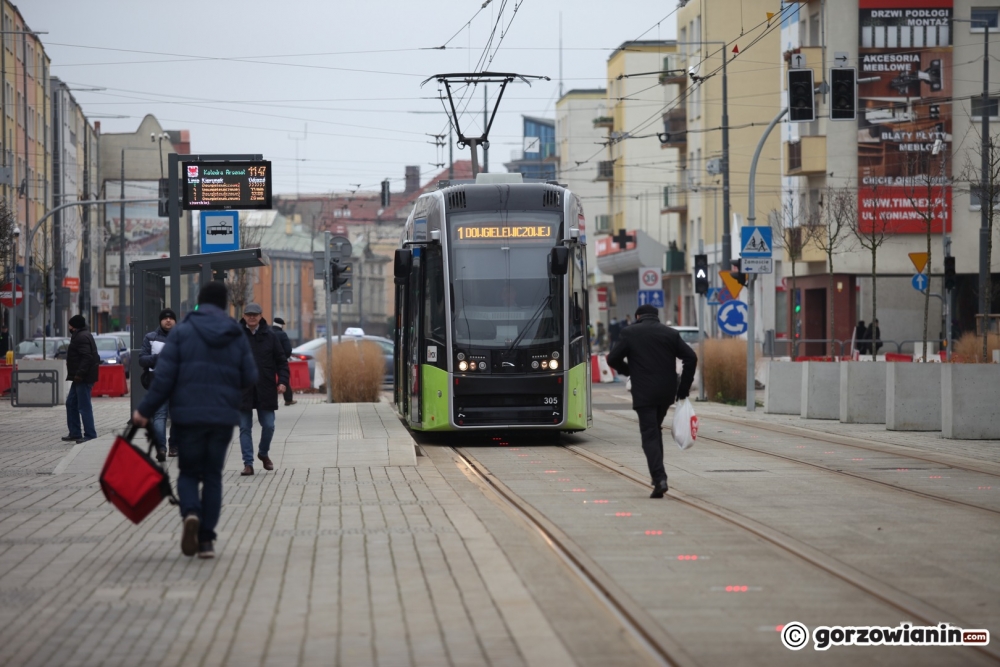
[596,160,615,182]
[661,186,687,213]
[660,55,687,85]
[660,108,687,148]
[663,246,686,274]
[593,116,614,129]
[784,136,826,176]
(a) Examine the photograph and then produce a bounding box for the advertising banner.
[858,0,952,234]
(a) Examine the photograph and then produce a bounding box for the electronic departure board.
[182,161,272,210]
[453,224,554,242]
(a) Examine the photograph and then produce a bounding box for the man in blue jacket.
[139,308,177,461]
[132,282,258,559]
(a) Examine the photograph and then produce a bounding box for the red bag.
[99,426,177,524]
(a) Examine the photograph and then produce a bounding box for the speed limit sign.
[639,267,661,289]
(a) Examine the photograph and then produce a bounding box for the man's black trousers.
[635,402,670,484]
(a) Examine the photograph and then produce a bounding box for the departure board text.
[183,160,272,210]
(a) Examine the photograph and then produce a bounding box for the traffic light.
[730,262,748,288]
[830,67,857,121]
[787,69,815,123]
[329,259,353,291]
[381,179,391,207]
[944,256,956,290]
[794,289,802,313]
[694,254,709,295]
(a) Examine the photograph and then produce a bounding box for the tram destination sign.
[182,160,272,210]
[454,223,554,243]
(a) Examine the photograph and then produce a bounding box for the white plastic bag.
[672,398,698,450]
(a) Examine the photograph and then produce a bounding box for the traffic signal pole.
[697,240,706,402]
[324,230,333,403]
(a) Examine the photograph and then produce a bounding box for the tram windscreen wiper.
[506,295,552,353]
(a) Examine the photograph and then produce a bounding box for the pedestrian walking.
[139,308,177,461]
[238,303,290,476]
[131,281,258,558]
[608,317,621,348]
[864,319,882,356]
[63,315,99,444]
[0,324,10,358]
[607,304,697,498]
[271,316,296,406]
[854,320,868,355]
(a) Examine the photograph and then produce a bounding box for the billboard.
[857,0,952,234]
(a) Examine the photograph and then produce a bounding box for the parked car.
[670,325,706,393]
[17,337,70,360]
[94,335,132,378]
[291,334,394,385]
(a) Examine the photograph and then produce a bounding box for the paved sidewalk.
[0,397,571,666]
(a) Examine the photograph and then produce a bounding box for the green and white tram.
[393,174,593,433]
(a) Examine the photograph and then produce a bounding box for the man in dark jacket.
[132,282,257,559]
[139,308,177,461]
[0,324,9,358]
[271,316,296,406]
[238,303,290,476]
[607,305,698,498]
[64,314,99,444]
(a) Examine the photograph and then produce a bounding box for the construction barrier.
[591,353,615,383]
[0,365,11,394]
[288,360,310,391]
[92,363,128,397]
[885,353,913,362]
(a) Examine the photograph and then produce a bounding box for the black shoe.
[181,515,200,557]
[61,435,79,442]
[168,446,178,457]
[156,449,167,463]
[75,437,95,444]
[197,541,215,559]
[650,478,669,499]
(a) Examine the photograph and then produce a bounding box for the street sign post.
[740,226,773,274]
[717,300,749,336]
[200,211,241,254]
[637,289,665,308]
[639,266,661,290]
[911,273,929,292]
[707,287,720,306]
[909,252,929,274]
[0,281,23,308]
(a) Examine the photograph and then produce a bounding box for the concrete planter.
[839,361,886,424]
[886,363,941,431]
[765,361,801,414]
[800,361,840,420]
[942,364,1000,439]
[17,359,68,405]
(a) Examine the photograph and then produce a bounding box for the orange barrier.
[92,363,128,397]
[885,353,913,362]
[288,360,310,391]
[0,365,11,394]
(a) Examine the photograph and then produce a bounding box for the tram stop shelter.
[127,248,268,411]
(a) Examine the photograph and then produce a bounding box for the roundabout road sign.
[717,300,748,336]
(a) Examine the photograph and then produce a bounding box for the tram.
[392,173,592,433]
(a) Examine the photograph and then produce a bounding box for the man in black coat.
[607,304,698,498]
[238,303,290,476]
[272,316,296,406]
[139,308,177,461]
[64,314,99,443]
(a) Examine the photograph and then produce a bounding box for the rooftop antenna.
[422,71,550,176]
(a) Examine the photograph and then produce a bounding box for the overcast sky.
[27,0,678,195]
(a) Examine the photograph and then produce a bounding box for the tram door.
[401,247,423,426]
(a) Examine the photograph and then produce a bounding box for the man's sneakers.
[241,465,254,476]
[284,400,297,406]
[156,449,167,463]
[258,454,274,471]
[168,446,178,458]
[181,514,200,556]
[650,477,669,499]
[61,435,79,442]
[197,542,215,559]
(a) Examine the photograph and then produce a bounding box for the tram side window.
[423,246,446,346]
[569,248,586,339]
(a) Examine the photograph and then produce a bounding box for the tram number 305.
[543,397,559,405]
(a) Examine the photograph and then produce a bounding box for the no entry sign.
[0,281,23,308]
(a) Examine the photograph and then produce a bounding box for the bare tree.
[850,183,892,360]
[226,220,266,319]
[769,193,812,356]
[810,186,853,351]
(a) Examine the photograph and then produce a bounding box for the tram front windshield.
[449,212,563,350]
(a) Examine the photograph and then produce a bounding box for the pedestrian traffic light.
[794,289,802,313]
[830,67,857,121]
[787,69,815,123]
[381,179,391,207]
[329,259,353,292]
[944,256,956,290]
[694,254,709,295]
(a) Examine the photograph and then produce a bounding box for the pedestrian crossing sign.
[740,226,772,258]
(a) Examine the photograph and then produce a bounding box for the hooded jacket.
[239,317,290,412]
[66,326,100,384]
[137,304,258,426]
[607,314,698,408]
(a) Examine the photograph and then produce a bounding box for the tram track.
[597,407,1000,516]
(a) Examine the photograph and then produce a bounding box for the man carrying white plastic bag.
[672,398,698,450]
[608,304,698,498]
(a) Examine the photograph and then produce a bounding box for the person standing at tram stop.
[63,315,99,444]
[607,304,698,499]
[238,303,290,476]
[139,308,177,462]
[132,281,258,558]
[271,317,296,406]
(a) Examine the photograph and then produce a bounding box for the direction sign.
[740,226,772,258]
[741,257,773,274]
[911,273,929,292]
[639,266,661,289]
[719,271,744,299]
[908,252,929,274]
[0,281,22,308]
[717,300,749,336]
[637,289,665,308]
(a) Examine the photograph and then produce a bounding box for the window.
[971,96,999,120]
[970,7,999,31]
[969,188,1000,210]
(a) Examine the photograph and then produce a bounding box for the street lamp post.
[10,225,19,356]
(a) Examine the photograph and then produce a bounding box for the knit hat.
[69,314,87,330]
[635,304,658,318]
[272,317,285,326]
[159,308,177,322]
[197,281,228,310]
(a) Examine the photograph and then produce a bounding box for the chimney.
[94,121,101,134]
[405,166,420,194]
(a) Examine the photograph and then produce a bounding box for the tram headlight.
[541,360,548,369]
[531,360,539,369]
[549,359,559,370]
[458,360,468,371]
